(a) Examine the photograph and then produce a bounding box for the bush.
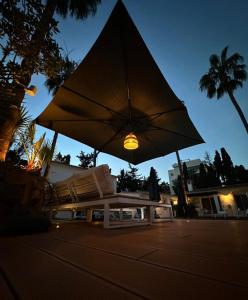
[0,213,51,235]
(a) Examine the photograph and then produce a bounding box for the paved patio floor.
[0,219,248,300]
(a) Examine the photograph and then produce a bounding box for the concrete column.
[213,195,221,213]
[140,208,145,220]
[147,206,153,224]
[86,209,92,222]
[131,209,136,220]
[169,206,174,221]
[104,202,110,229]
[119,208,123,221]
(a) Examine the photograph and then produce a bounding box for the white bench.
[51,165,173,228]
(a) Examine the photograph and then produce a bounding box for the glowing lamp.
[25,85,37,96]
[124,132,139,150]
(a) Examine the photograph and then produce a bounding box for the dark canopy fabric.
[36,0,204,165]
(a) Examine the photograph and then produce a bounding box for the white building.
[168,159,204,195]
[187,183,248,217]
[46,161,87,183]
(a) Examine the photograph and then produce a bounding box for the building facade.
[168,159,203,195]
[186,184,248,217]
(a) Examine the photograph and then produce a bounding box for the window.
[217,196,224,211]
[235,194,248,211]
[201,197,217,214]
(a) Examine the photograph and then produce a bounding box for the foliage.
[213,150,223,180]
[190,148,248,189]
[19,122,53,172]
[141,176,149,191]
[55,151,71,165]
[77,150,95,168]
[220,147,235,184]
[0,0,101,104]
[234,165,248,183]
[0,0,62,106]
[199,46,248,133]
[182,162,189,191]
[173,175,187,216]
[5,105,31,163]
[117,169,128,192]
[125,164,142,192]
[45,54,78,95]
[117,164,142,192]
[200,46,247,98]
[159,181,170,194]
[11,106,32,142]
[0,0,101,161]
[147,167,160,201]
[204,151,212,165]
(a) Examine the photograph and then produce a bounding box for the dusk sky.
[26,0,248,182]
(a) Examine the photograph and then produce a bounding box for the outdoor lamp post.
[124,132,139,150]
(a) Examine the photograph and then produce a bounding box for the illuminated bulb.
[124,132,139,150]
[24,85,37,96]
[56,224,60,229]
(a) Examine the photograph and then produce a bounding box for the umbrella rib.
[97,122,128,152]
[135,107,187,122]
[147,123,203,143]
[61,85,127,118]
[45,119,123,126]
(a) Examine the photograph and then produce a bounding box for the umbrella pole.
[43,131,58,178]
[175,150,187,216]
[93,149,98,167]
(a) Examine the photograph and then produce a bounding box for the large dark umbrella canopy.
[36,0,204,165]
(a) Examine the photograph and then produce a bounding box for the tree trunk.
[0,1,57,161]
[0,105,19,161]
[93,149,98,167]
[175,150,187,216]
[228,90,248,134]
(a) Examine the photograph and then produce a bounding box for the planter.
[0,162,46,217]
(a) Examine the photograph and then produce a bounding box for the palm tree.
[199,46,248,133]
[20,122,53,172]
[0,0,101,161]
[45,54,78,96]
[11,106,31,145]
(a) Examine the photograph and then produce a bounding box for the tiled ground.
[0,219,248,299]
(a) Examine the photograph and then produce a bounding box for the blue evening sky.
[25,0,248,182]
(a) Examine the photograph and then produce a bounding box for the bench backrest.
[54,164,116,203]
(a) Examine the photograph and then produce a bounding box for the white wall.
[168,159,202,195]
[47,162,86,183]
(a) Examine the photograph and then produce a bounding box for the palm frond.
[27,122,36,145]
[216,84,225,99]
[233,69,247,81]
[199,73,217,93]
[226,52,244,66]
[38,141,53,169]
[11,106,31,145]
[207,84,216,98]
[221,46,228,63]
[200,46,247,99]
[209,54,219,67]
[55,0,101,19]
[227,80,243,91]
[44,54,78,96]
